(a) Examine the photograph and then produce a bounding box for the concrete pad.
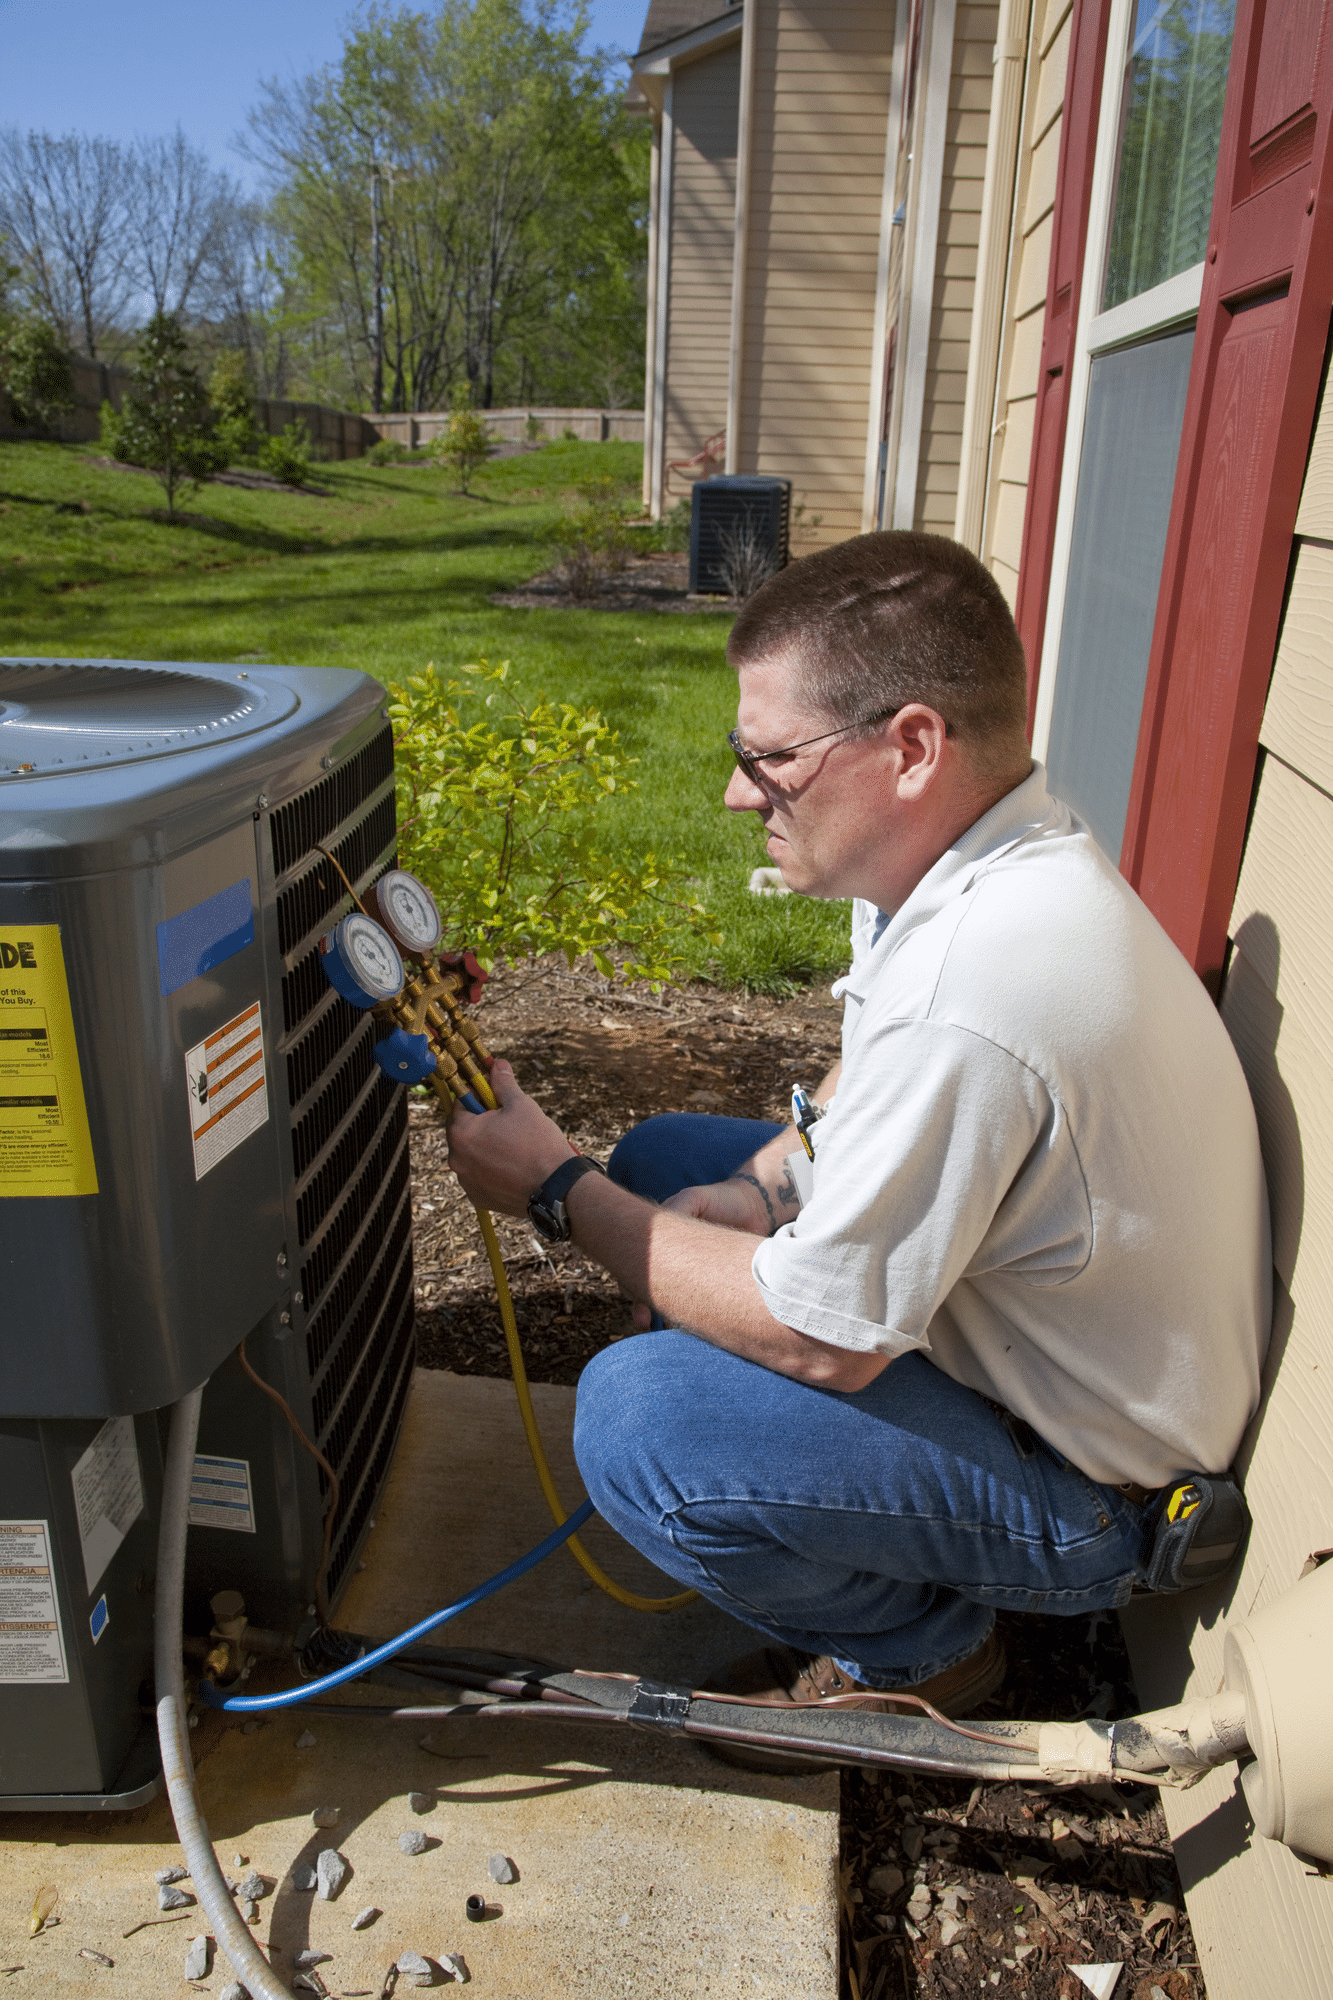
[0,1371,838,1998]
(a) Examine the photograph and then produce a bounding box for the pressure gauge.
[319,913,406,1009]
[367,868,444,956]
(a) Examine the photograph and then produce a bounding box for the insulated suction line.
[314,845,696,1615]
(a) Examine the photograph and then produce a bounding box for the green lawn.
[0,437,850,988]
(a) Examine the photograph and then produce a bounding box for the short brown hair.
[727,531,1029,771]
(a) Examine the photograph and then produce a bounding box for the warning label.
[185,1000,269,1181]
[0,1520,69,1684]
[188,1454,256,1533]
[71,1415,145,1594]
[0,927,98,1198]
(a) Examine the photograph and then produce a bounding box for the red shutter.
[1012,0,1114,729]
[1120,0,1333,990]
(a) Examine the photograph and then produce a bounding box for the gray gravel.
[316,1848,348,1900]
[154,1866,188,1886]
[290,1866,317,1892]
[351,1906,380,1931]
[157,1884,193,1911]
[183,1935,209,1981]
[236,1871,267,1901]
[408,1791,433,1814]
[311,1804,340,1829]
[398,1828,429,1856]
[396,1951,433,1988]
[487,1854,515,1885]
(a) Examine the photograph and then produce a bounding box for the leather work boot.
[695,1628,1006,1774]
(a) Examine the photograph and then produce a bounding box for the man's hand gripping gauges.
[315,851,696,1614]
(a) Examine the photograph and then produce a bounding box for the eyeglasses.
[727,709,899,785]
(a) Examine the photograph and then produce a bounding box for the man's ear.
[889,705,949,797]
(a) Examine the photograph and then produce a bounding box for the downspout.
[862,0,914,530]
[891,0,959,530]
[954,0,1033,553]
[725,0,758,475]
[643,112,662,514]
[650,74,675,519]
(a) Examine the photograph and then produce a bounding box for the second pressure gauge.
[367,868,444,957]
[319,913,406,1009]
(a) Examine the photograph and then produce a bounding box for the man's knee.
[574,1333,699,1519]
[606,1115,691,1201]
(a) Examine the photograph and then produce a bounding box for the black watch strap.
[527,1154,605,1241]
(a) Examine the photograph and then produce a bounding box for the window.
[1032,0,1236,863]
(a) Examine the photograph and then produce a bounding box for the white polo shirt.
[750,765,1271,1489]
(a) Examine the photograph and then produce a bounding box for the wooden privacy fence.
[371,406,644,447]
[0,352,643,456]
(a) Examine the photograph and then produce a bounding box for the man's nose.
[724,763,766,812]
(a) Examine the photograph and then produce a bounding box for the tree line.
[0,0,648,418]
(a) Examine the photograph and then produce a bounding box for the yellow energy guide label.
[0,926,98,1197]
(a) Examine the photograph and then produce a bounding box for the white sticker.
[185,1000,269,1181]
[188,1454,256,1533]
[0,1520,69,1684]
[71,1414,145,1594]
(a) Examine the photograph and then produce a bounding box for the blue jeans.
[573,1113,1152,1687]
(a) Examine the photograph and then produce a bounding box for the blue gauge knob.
[373,1026,438,1085]
[319,913,406,1009]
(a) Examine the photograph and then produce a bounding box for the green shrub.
[368,437,414,464]
[99,398,130,461]
[208,350,258,466]
[658,498,690,553]
[0,317,73,433]
[389,658,718,983]
[258,420,312,487]
[523,412,544,443]
[432,398,497,493]
[548,475,634,600]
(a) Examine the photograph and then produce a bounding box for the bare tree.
[127,128,238,321]
[0,128,133,356]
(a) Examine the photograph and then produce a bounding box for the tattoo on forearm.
[775,1161,800,1213]
[730,1171,778,1234]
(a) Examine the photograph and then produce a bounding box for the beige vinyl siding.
[1120,382,1333,2000]
[914,1,999,534]
[662,44,741,490]
[736,0,894,546]
[983,0,1072,606]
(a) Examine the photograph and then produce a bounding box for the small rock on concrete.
[77,1949,113,1967]
[220,1985,248,2000]
[239,1899,257,1923]
[291,1866,317,1893]
[155,1866,188,1886]
[398,1828,429,1856]
[232,1854,248,1868]
[396,1951,433,1988]
[316,1849,348,1900]
[295,1729,316,1749]
[487,1854,515,1885]
[157,1884,194,1911]
[351,1907,380,1932]
[866,1865,903,1900]
[311,1804,341,1829]
[439,1953,470,1983]
[295,1948,333,1967]
[236,1871,267,1901]
[183,1935,210,1981]
[408,1791,433,1814]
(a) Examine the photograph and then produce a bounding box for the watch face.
[372,869,443,954]
[527,1196,567,1243]
[339,914,406,1002]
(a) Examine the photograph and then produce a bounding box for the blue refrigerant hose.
[197,1499,596,1713]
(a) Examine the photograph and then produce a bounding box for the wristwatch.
[527,1155,606,1243]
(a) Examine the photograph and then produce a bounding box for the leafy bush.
[117,312,223,516]
[389,658,718,983]
[432,396,497,493]
[658,498,690,553]
[524,412,545,443]
[98,398,129,461]
[368,437,414,464]
[258,419,312,486]
[0,315,72,433]
[548,476,633,600]
[208,350,258,466]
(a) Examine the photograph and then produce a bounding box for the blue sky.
[0,0,648,186]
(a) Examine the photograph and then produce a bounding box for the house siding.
[736,0,894,546]
[662,43,742,493]
[914,1,999,534]
[1120,370,1333,2000]
[982,0,1072,606]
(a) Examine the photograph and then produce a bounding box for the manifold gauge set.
[318,868,493,1111]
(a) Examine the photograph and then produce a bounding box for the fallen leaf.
[28,1887,56,1937]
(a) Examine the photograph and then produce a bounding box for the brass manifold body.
[375,953,495,1106]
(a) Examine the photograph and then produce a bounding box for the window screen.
[1103,0,1236,312]
[1044,329,1195,861]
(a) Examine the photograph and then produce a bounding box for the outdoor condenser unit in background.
[689,474,792,596]
[0,658,416,1808]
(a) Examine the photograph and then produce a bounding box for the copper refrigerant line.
[312,847,697,1616]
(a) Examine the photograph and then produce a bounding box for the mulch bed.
[490,548,732,614]
[408,957,1205,1999]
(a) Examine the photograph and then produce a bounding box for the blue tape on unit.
[157,879,256,996]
